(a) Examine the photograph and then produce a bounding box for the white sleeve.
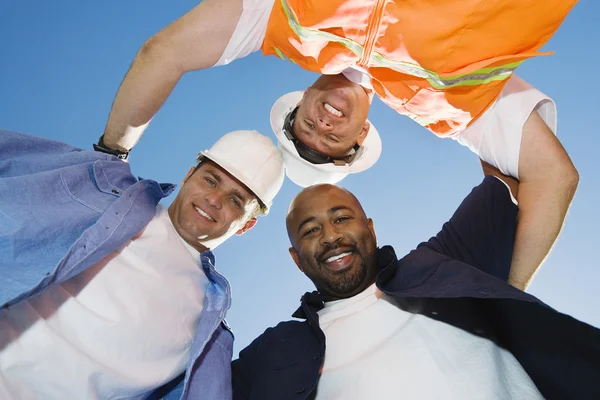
[455,75,557,179]
[214,0,275,66]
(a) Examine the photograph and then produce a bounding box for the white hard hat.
[197,130,284,215]
[270,91,382,188]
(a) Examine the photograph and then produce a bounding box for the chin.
[197,231,237,251]
[325,263,368,297]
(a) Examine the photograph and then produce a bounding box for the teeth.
[325,252,351,263]
[194,206,215,222]
[324,103,343,117]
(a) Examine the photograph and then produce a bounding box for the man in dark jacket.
[232,170,600,400]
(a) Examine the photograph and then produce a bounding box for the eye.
[327,135,339,143]
[230,196,242,209]
[334,216,351,224]
[302,227,319,238]
[204,177,216,187]
[304,119,315,130]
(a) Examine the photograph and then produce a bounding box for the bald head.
[285,184,378,301]
[286,184,366,242]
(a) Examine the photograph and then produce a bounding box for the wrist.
[93,135,130,160]
[100,134,130,153]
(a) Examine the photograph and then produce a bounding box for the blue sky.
[1,0,598,355]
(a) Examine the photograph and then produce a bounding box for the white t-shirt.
[0,206,209,400]
[215,0,558,179]
[315,284,543,400]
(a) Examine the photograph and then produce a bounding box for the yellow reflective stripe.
[407,113,438,127]
[279,0,519,89]
[370,52,521,89]
[274,46,297,64]
[279,0,364,57]
[274,46,287,60]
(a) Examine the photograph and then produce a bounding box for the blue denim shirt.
[0,130,233,400]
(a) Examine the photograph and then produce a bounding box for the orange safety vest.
[261,0,576,137]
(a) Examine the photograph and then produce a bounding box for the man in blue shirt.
[232,169,600,399]
[0,129,284,399]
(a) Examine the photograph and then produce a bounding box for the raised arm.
[509,109,578,290]
[456,75,578,290]
[102,0,243,152]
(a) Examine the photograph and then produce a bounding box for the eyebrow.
[207,169,250,203]
[299,121,313,138]
[330,205,353,214]
[231,188,248,203]
[207,170,222,183]
[296,205,353,233]
[297,216,316,234]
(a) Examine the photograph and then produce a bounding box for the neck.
[186,240,210,254]
[321,279,377,302]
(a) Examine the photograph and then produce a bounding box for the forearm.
[508,178,577,290]
[507,110,579,290]
[103,39,183,151]
[101,0,243,151]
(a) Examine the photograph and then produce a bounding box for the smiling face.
[286,185,379,301]
[293,74,371,158]
[168,160,259,252]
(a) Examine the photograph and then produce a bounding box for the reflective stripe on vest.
[277,0,520,89]
[279,0,364,57]
[264,0,575,136]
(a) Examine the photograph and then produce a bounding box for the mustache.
[316,241,358,262]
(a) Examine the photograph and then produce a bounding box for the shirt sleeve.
[232,330,267,399]
[455,75,557,179]
[213,0,274,66]
[418,176,518,281]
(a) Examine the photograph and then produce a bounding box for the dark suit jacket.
[232,177,600,400]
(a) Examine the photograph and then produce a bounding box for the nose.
[317,115,334,133]
[204,190,224,210]
[319,223,343,246]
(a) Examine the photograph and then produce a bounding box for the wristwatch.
[93,135,130,160]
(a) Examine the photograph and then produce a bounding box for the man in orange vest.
[99,0,579,291]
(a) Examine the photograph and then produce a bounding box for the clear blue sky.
[1,0,598,356]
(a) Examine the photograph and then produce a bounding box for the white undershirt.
[0,206,209,400]
[315,284,543,400]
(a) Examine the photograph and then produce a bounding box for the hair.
[247,201,263,220]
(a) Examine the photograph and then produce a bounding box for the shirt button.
[296,388,305,394]
[111,189,120,195]
[313,352,321,360]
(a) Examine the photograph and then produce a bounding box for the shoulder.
[259,319,311,341]
[240,319,316,371]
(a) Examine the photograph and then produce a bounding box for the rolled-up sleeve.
[213,0,274,66]
[456,75,557,179]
